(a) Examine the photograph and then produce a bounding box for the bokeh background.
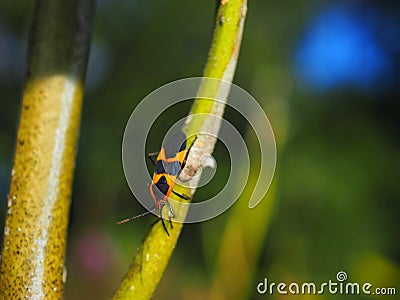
[0,0,399,299]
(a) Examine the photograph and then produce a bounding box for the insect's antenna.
[117,207,156,224]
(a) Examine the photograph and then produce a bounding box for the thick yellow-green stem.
[112,1,247,299]
[0,1,95,299]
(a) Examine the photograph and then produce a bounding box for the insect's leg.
[166,200,175,230]
[160,217,170,236]
[180,135,198,170]
[147,151,159,166]
[172,190,190,200]
[166,200,175,218]
[158,205,170,236]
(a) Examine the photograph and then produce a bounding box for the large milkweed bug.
[117,131,197,236]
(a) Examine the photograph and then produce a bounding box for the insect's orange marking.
[176,150,186,164]
[151,143,189,206]
[152,173,176,186]
[157,147,187,163]
[157,148,166,161]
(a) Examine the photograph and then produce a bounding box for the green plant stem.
[0,1,95,299]
[112,1,247,299]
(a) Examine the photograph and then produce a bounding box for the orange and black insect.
[117,131,197,235]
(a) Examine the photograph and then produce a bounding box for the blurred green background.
[0,1,399,299]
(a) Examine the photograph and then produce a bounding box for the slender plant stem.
[0,0,95,299]
[112,0,247,299]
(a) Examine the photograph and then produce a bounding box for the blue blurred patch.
[294,4,398,91]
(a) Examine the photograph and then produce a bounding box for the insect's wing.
[163,131,187,158]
